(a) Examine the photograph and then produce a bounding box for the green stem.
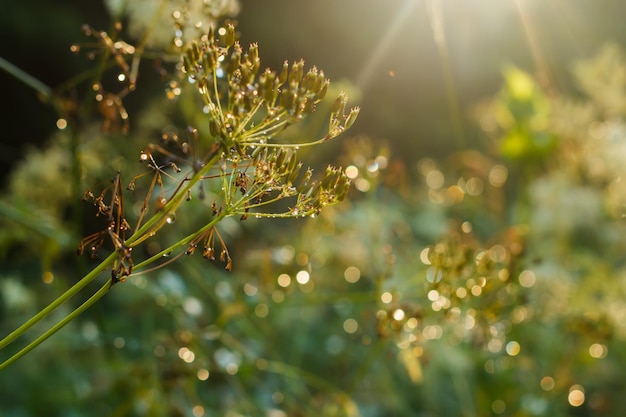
[0,56,53,100]
[0,251,117,351]
[126,153,222,248]
[0,279,112,371]
[0,153,220,356]
[132,212,227,272]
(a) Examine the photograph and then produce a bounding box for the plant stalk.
[0,279,113,371]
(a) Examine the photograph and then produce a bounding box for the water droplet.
[166,213,177,224]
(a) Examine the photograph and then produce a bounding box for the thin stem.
[132,211,226,272]
[0,56,53,100]
[233,99,265,137]
[0,251,117,351]
[126,152,221,247]
[0,279,112,371]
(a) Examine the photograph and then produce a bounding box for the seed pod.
[296,168,313,193]
[202,52,215,73]
[227,44,242,76]
[289,60,304,85]
[209,118,220,137]
[279,61,289,85]
[313,71,324,95]
[318,80,329,100]
[275,148,287,170]
[248,42,259,63]
[280,89,296,112]
[302,67,316,91]
[251,145,263,161]
[344,107,360,130]
[191,41,201,64]
[223,23,235,47]
[287,151,298,173]
[183,55,194,75]
[288,161,302,184]
[331,93,347,115]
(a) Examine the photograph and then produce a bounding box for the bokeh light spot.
[540,376,555,391]
[381,292,393,304]
[255,303,269,318]
[197,369,209,381]
[277,273,291,287]
[344,266,361,283]
[589,343,608,359]
[42,271,54,284]
[113,337,125,349]
[492,400,506,414]
[343,318,358,334]
[426,170,445,189]
[345,165,359,179]
[506,341,520,356]
[568,385,585,407]
[519,270,536,288]
[296,270,310,284]
[392,309,405,321]
[178,347,195,363]
[489,165,508,187]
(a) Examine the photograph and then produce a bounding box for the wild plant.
[0,21,358,370]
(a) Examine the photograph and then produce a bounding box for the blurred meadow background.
[2,0,626,416]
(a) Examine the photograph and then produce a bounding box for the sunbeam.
[356,0,418,90]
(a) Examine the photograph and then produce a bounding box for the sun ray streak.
[426,0,465,149]
[514,0,555,95]
[356,0,417,90]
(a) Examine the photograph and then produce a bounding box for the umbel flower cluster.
[0,23,358,370]
[78,23,358,281]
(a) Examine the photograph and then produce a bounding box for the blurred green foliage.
[3,1,626,417]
